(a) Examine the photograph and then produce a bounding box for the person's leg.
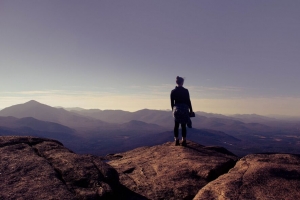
[174,121,180,145]
[181,123,187,138]
[181,123,187,146]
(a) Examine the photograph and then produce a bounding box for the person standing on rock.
[171,76,193,146]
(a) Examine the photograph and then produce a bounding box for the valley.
[1,100,300,156]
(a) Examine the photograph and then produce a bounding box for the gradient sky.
[1,0,300,115]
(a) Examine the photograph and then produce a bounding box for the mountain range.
[0,100,300,156]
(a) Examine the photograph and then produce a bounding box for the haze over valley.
[1,100,299,156]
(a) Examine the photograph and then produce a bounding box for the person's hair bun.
[176,76,184,85]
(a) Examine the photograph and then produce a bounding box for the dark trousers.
[174,121,186,138]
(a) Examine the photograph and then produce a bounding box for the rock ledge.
[108,140,238,200]
[0,136,119,200]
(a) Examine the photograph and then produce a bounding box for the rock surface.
[194,153,300,200]
[0,136,119,200]
[107,140,238,200]
[3,136,299,200]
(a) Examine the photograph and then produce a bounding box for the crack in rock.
[237,159,250,200]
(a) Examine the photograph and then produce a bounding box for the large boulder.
[107,140,238,200]
[0,136,119,200]
[194,153,300,200]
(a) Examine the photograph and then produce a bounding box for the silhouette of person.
[170,76,193,146]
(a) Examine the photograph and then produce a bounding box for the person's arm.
[170,91,174,110]
[187,90,193,112]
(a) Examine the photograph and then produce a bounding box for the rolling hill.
[0,100,108,129]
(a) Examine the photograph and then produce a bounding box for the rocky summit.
[0,136,119,200]
[1,136,300,200]
[107,141,238,200]
[194,153,300,200]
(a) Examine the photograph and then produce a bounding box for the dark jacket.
[170,86,193,112]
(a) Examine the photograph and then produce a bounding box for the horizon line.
[1,99,300,118]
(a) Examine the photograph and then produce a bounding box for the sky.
[1,0,300,115]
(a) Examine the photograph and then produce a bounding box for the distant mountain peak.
[22,100,56,109]
[23,100,46,107]
[26,100,40,104]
